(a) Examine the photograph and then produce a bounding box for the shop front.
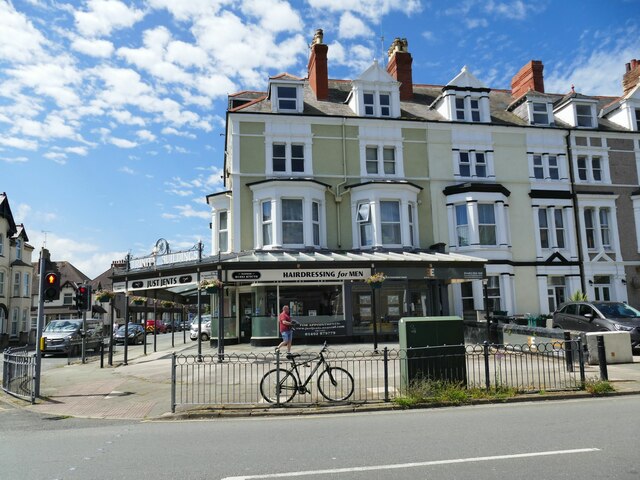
[111,249,486,348]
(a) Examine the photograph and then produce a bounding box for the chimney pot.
[308,29,328,100]
[386,38,413,100]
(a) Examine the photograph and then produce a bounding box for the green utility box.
[399,316,467,390]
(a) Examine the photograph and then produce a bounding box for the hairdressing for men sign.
[229,268,371,282]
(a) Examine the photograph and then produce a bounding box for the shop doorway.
[239,293,253,343]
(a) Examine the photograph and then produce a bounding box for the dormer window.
[576,104,594,127]
[269,75,304,114]
[454,96,482,122]
[531,102,551,125]
[277,86,297,111]
[347,61,401,118]
[434,66,491,123]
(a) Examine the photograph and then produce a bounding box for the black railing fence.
[171,340,586,412]
[2,347,36,403]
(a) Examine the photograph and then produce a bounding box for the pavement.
[2,338,640,421]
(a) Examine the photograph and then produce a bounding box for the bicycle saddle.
[286,353,300,359]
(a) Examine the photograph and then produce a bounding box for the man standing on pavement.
[276,305,294,354]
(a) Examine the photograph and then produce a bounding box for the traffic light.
[75,284,92,311]
[43,272,60,301]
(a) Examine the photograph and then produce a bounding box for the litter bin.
[399,316,467,389]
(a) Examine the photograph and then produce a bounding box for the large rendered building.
[205,30,640,343]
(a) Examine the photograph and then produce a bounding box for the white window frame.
[529,101,552,125]
[455,150,491,179]
[575,103,595,128]
[449,92,489,122]
[269,142,308,175]
[358,127,404,178]
[363,91,391,117]
[572,144,610,185]
[13,272,20,297]
[530,153,563,181]
[281,198,304,246]
[272,84,301,113]
[16,239,22,260]
[250,182,326,250]
[218,211,229,253]
[361,144,402,178]
[446,192,511,252]
[350,185,420,249]
[23,272,29,297]
[0,271,4,296]
[0,233,3,256]
[380,200,402,245]
[11,307,18,336]
[593,275,611,301]
[578,195,620,255]
[547,276,567,312]
[63,293,73,305]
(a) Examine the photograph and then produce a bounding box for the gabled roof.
[12,223,29,243]
[553,90,599,109]
[269,73,304,82]
[355,60,399,85]
[0,192,18,237]
[446,65,487,89]
[32,259,91,293]
[600,83,640,117]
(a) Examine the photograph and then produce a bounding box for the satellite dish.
[155,238,170,255]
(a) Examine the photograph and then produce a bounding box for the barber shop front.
[112,249,486,347]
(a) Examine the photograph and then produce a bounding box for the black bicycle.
[260,342,354,403]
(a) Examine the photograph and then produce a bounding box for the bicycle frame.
[284,352,329,393]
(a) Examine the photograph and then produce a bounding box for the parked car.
[145,319,167,334]
[552,301,640,348]
[189,315,212,341]
[162,319,184,332]
[42,319,104,356]
[114,323,145,344]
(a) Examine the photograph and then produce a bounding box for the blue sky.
[1,0,639,278]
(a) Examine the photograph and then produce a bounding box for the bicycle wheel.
[317,367,354,401]
[260,368,297,403]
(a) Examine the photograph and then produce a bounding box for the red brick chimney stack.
[386,37,413,100]
[511,60,545,98]
[623,59,640,96]
[308,29,328,100]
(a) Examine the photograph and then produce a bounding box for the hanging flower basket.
[131,296,146,305]
[365,272,386,289]
[95,290,115,303]
[200,278,223,294]
[161,300,174,308]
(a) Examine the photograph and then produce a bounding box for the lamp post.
[371,283,379,354]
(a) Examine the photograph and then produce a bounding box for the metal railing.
[171,340,586,412]
[2,347,36,403]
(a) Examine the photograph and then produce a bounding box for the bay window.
[218,211,229,253]
[250,181,326,249]
[478,204,496,245]
[380,201,401,245]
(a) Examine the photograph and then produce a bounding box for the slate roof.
[229,76,624,132]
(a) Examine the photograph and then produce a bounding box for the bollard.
[563,331,574,372]
[275,349,281,407]
[100,342,104,369]
[596,335,608,381]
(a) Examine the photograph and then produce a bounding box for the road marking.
[221,448,600,479]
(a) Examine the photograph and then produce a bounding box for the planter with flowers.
[161,300,175,309]
[95,290,115,303]
[365,272,386,289]
[131,296,146,305]
[200,278,223,294]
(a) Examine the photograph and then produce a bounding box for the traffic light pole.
[81,309,87,364]
[34,248,46,398]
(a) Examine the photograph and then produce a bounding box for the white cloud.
[73,0,146,38]
[465,18,489,29]
[173,204,210,219]
[136,129,156,142]
[110,137,138,148]
[338,12,372,39]
[307,0,421,20]
[240,0,302,33]
[485,0,534,20]
[0,155,29,163]
[0,2,48,63]
[44,151,68,164]
[71,37,114,57]
[147,0,227,22]
[119,166,135,175]
[0,136,38,150]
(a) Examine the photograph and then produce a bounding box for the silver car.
[189,315,212,341]
[42,319,104,356]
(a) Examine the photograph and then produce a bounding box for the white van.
[189,315,212,341]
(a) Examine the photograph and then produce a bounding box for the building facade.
[207,30,640,337]
[0,192,35,345]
